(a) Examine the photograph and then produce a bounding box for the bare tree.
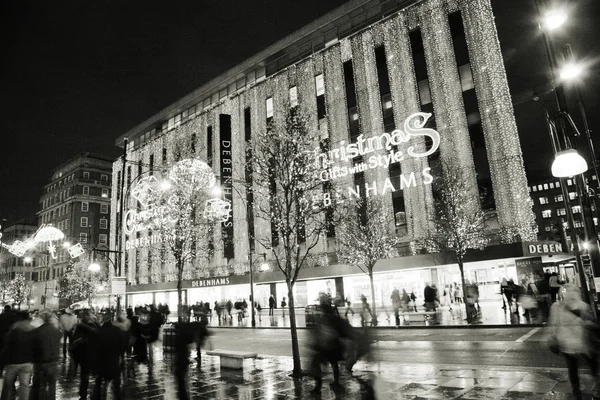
[249,107,332,377]
[336,196,401,326]
[425,161,487,316]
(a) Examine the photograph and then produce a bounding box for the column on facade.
[110,161,120,280]
[350,30,395,232]
[295,56,327,254]
[460,0,536,241]
[383,13,435,241]
[324,44,353,249]
[248,83,273,254]
[224,96,251,265]
[419,0,480,210]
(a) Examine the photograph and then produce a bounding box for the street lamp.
[559,63,582,81]
[551,149,588,177]
[542,8,567,31]
[248,252,267,328]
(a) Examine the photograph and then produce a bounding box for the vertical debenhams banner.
[219,114,234,259]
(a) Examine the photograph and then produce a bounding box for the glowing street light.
[543,9,567,31]
[560,63,583,81]
[88,262,101,272]
[24,256,33,263]
[551,149,588,177]
[62,241,71,249]
[159,180,172,191]
[211,186,223,196]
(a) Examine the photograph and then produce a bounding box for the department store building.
[110,0,555,311]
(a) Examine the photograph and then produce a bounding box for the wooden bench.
[399,311,437,323]
[206,349,258,370]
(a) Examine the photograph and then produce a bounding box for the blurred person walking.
[281,297,287,318]
[360,295,373,327]
[0,310,35,400]
[549,272,563,303]
[0,305,15,351]
[268,295,275,316]
[390,288,401,326]
[31,309,62,400]
[310,294,345,392]
[93,311,127,400]
[59,307,77,360]
[72,310,100,400]
[547,285,600,399]
[174,322,196,400]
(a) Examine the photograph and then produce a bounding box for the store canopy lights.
[551,149,588,177]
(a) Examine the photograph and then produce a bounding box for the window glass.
[542,210,552,218]
[81,202,89,212]
[99,234,108,246]
[100,219,108,229]
[289,86,298,107]
[80,233,87,243]
[418,79,432,105]
[266,97,274,118]
[81,217,88,227]
[83,186,90,195]
[458,64,474,91]
[315,74,325,96]
[100,204,109,214]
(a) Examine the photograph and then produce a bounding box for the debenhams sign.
[523,241,565,256]
[190,278,231,288]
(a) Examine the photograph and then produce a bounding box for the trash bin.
[305,305,321,327]
[162,325,176,353]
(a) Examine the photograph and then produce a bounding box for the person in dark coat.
[268,295,276,316]
[72,310,100,400]
[93,312,127,400]
[31,308,62,400]
[424,283,437,311]
[0,310,35,400]
[174,323,196,400]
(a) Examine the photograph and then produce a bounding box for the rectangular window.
[80,217,88,227]
[549,182,555,189]
[100,174,108,181]
[567,179,573,186]
[532,186,537,192]
[574,221,584,228]
[539,197,549,205]
[572,205,582,214]
[556,181,560,187]
[80,233,88,244]
[543,183,549,190]
[191,133,196,154]
[266,97,273,119]
[458,64,474,91]
[99,234,107,246]
[315,74,325,96]
[83,186,89,195]
[101,188,109,198]
[81,202,89,212]
[83,172,90,179]
[289,86,298,107]
[542,210,552,218]
[554,194,563,202]
[418,79,432,105]
[162,148,167,164]
[594,217,598,226]
[545,226,552,232]
[99,218,108,229]
[557,208,567,216]
[149,154,154,175]
[100,204,108,214]
[569,192,577,200]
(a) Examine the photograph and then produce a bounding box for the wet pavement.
[175,299,543,328]
[48,345,595,399]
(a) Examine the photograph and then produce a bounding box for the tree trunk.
[458,261,470,322]
[287,281,302,377]
[177,258,184,323]
[368,271,378,326]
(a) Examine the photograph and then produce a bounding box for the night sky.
[1,0,598,224]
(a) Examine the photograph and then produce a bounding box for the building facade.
[111,0,540,311]
[0,220,38,281]
[35,152,113,308]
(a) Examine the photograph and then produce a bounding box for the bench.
[399,311,437,323]
[206,349,258,370]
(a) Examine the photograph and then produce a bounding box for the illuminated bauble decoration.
[551,149,588,178]
[168,158,216,189]
[204,198,232,222]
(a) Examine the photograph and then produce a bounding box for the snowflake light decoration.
[131,176,160,207]
[204,198,232,223]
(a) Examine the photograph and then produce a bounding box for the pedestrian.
[410,291,418,312]
[359,295,373,327]
[268,295,275,316]
[310,293,345,392]
[59,307,77,360]
[281,297,287,318]
[503,278,515,312]
[72,309,100,400]
[0,305,15,351]
[93,311,127,400]
[390,288,401,326]
[549,272,563,303]
[454,283,463,304]
[424,283,436,311]
[204,302,212,324]
[256,302,262,322]
[163,303,170,323]
[193,302,202,322]
[225,299,233,321]
[31,308,62,400]
[174,322,196,400]
[0,310,35,400]
[548,285,600,399]
[344,297,355,318]
[193,318,211,362]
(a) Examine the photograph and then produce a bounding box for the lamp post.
[248,252,267,328]
[536,0,599,313]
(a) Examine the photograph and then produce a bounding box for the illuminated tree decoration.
[146,158,221,322]
[424,161,487,319]
[336,196,402,326]
[58,259,106,307]
[8,274,32,309]
[249,106,336,377]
